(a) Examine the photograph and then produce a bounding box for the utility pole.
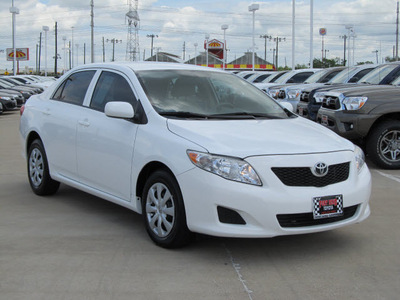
[54,22,58,75]
[90,0,94,63]
[269,36,286,69]
[260,34,271,61]
[183,41,186,61]
[38,32,42,74]
[147,34,158,58]
[372,50,379,64]
[396,1,399,60]
[102,37,105,62]
[339,35,347,66]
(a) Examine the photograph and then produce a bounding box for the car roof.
[72,61,227,73]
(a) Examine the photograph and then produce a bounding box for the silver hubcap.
[29,148,44,187]
[146,183,175,238]
[380,130,400,162]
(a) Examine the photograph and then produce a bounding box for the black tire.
[142,170,193,248]
[27,139,60,195]
[366,120,400,169]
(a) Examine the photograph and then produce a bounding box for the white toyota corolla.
[20,62,371,248]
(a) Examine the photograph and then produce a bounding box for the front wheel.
[27,139,60,195]
[142,170,193,248]
[366,120,400,169]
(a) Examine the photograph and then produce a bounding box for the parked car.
[0,82,25,106]
[20,62,371,248]
[271,67,345,110]
[0,93,17,111]
[316,74,400,169]
[0,78,36,99]
[251,70,287,85]
[0,102,3,114]
[254,69,321,94]
[296,64,376,120]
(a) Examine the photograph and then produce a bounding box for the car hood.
[167,117,354,158]
[328,84,398,96]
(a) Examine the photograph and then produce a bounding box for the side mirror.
[105,101,135,119]
[279,101,293,112]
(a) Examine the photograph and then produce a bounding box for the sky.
[0,0,399,72]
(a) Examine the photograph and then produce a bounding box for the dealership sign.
[6,48,29,61]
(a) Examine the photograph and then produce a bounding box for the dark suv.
[316,64,400,169]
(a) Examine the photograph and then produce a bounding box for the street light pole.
[42,26,49,76]
[249,4,259,72]
[194,43,198,65]
[205,34,210,67]
[221,24,228,70]
[10,1,19,76]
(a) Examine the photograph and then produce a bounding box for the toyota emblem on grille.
[311,162,329,177]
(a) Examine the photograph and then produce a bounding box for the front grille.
[271,162,350,187]
[277,205,358,228]
[321,96,340,110]
[277,90,286,99]
[300,92,310,102]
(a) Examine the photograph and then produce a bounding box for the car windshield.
[136,70,290,119]
[304,70,325,84]
[328,66,358,84]
[358,64,398,84]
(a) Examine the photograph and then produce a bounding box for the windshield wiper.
[159,111,210,119]
[210,112,282,119]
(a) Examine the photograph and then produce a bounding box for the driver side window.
[90,71,137,112]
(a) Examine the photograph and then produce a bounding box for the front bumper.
[317,108,377,140]
[177,151,371,238]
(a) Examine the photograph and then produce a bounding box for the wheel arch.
[135,161,178,213]
[26,131,42,155]
[366,112,400,140]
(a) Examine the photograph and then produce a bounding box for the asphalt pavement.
[1,110,399,300]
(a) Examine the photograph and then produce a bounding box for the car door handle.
[78,120,90,127]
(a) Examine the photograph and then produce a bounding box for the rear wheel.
[27,139,60,195]
[366,120,400,169]
[142,170,193,248]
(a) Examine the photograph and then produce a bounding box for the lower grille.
[272,162,350,187]
[217,206,246,225]
[277,205,358,228]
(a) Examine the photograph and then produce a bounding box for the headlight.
[187,150,262,186]
[354,145,366,173]
[287,89,301,99]
[267,89,279,98]
[343,96,368,110]
[0,96,11,100]
[314,92,325,103]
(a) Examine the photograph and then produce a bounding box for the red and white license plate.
[313,195,343,219]
[321,114,329,126]
[298,107,304,116]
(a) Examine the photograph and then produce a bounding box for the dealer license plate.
[321,114,329,126]
[313,195,343,219]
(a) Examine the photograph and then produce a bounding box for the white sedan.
[20,62,371,248]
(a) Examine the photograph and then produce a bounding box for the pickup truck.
[296,64,377,121]
[316,77,400,169]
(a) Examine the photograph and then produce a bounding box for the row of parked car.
[236,63,400,169]
[0,75,56,115]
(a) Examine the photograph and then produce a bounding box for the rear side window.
[52,71,95,105]
[90,71,138,112]
[289,72,314,83]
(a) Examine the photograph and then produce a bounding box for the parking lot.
[1,109,399,300]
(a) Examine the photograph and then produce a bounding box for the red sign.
[6,48,29,61]
[319,28,327,36]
